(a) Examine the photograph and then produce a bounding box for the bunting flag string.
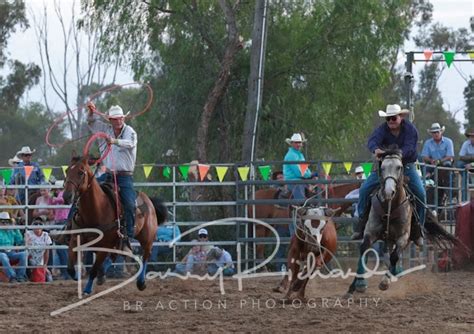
[343,162,352,174]
[198,164,210,181]
[423,49,433,61]
[143,165,153,179]
[215,166,228,182]
[24,166,34,181]
[163,166,171,179]
[322,162,332,176]
[469,51,474,59]
[361,162,373,178]
[443,51,455,67]
[238,166,250,181]
[43,168,52,182]
[258,165,271,181]
[1,169,12,183]
[299,163,309,177]
[61,166,68,177]
[178,165,190,181]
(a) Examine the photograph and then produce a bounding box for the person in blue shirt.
[351,104,425,245]
[283,133,311,201]
[458,128,474,169]
[10,146,45,205]
[150,221,181,264]
[421,123,454,177]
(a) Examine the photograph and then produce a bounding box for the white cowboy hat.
[285,133,307,145]
[0,212,11,220]
[378,104,409,117]
[8,155,22,167]
[16,146,36,156]
[355,166,364,174]
[107,105,130,119]
[427,123,445,133]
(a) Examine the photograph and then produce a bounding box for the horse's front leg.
[84,251,108,295]
[379,243,403,291]
[136,237,152,291]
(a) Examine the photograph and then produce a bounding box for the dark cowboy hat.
[465,128,474,137]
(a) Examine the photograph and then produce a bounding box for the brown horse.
[273,206,337,300]
[249,181,359,269]
[62,156,165,294]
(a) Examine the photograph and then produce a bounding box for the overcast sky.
[7,0,474,127]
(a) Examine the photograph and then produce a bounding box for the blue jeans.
[0,251,27,279]
[208,263,236,276]
[150,245,173,263]
[96,173,136,238]
[357,163,426,226]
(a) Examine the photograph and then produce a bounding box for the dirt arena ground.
[1,267,474,333]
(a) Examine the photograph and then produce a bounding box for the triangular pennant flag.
[258,165,271,181]
[62,166,68,177]
[179,165,190,181]
[1,169,12,182]
[198,164,210,181]
[423,49,433,61]
[469,51,474,59]
[215,166,228,182]
[322,162,332,176]
[343,162,352,174]
[24,166,34,180]
[238,166,250,181]
[299,163,309,177]
[163,166,171,179]
[43,168,52,182]
[443,51,455,67]
[143,165,153,179]
[361,162,373,177]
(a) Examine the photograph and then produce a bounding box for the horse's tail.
[423,210,465,251]
[150,197,168,225]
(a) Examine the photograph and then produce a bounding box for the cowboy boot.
[350,217,366,240]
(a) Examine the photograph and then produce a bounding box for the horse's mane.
[380,145,402,159]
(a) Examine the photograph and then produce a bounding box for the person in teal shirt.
[283,133,311,201]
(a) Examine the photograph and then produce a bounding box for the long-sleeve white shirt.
[88,114,137,172]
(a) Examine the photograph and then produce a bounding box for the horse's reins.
[378,155,403,237]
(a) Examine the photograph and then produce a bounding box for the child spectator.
[206,247,236,276]
[33,187,55,221]
[25,216,53,282]
[0,212,28,283]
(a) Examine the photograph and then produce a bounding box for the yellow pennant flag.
[143,165,153,179]
[322,162,332,176]
[215,166,228,182]
[238,166,250,181]
[343,162,352,174]
[469,52,474,59]
[43,168,52,181]
[61,166,68,177]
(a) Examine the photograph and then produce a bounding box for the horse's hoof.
[137,280,146,291]
[272,286,283,293]
[379,277,390,291]
[355,280,368,293]
[342,292,353,300]
[97,275,106,286]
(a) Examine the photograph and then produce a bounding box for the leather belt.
[106,170,133,176]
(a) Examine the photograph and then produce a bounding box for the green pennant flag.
[163,166,171,179]
[258,165,271,181]
[179,165,190,181]
[443,51,455,67]
[361,162,373,177]
[43,168,53,182]
[1,169,12,183]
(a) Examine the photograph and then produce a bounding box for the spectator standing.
[10,146,45,204]
[421,123,454,177]
[458,128,474,169]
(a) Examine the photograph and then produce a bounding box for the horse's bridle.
[64,164,94,199]
[380,155,403,191]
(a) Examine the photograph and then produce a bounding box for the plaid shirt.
[0,228,24,249]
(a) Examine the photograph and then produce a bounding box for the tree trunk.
[195,0,242,162]
[241,0,268,162]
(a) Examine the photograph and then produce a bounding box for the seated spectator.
[150,220,181,264]
[457,128,474,170]
[0,212,28,283]
[175,228,212,275]
[25,216,53,282]
[206,247,236,276]
[0,185,24,223]
[32,187,55,221]
[421,123,454,177]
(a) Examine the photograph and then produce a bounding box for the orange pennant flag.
[299,163,309,177]
[24,166,34,180]
[198,164,210,181]
[423,50,433,61]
